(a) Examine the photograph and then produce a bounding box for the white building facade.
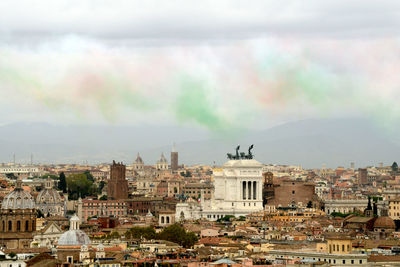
[176,159,264,221]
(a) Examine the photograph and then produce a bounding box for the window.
[351,260,354,264]
[342,244,345,251]
[343,260,345,264]
[292,191,295,194]
[8,221,12,231]
[17,221,21,231]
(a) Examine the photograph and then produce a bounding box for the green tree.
[99,195,108,200]
[126,227,156,240]
[98,181,106,193]
[216,215,235,222]
[66,173,97,200]
[84,170,94,182]
[392,162,399,173]
[109,231,120,239]
[58,172,67,193]
[5,173,16,179]
[157,224,198,248]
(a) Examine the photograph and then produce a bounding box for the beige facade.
[388,198,400,219]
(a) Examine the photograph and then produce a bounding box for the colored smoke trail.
[174,76,230,132]
[1,36,400,133]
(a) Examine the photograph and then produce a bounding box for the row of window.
[329,244,350,252]
[2,220,34,232]
[186,191,211,194]
[85,210,126,216]
[206,214,225,219]
[83,203,125,207]
[294,257,363,265]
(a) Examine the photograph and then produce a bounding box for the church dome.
[1,180,35,210]
[135,153,144,164]
[158,153,168,164]
[58,230,91,246]
[58,215,91,246]
[374,216,396,229]
[37,188,62,204]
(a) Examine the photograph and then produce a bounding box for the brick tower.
[108,161,129,200]
[171,143,178,172]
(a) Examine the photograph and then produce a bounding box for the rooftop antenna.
[13,154,15,165]
[30,154,33,166]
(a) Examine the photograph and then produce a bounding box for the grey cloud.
[0,0,400,42]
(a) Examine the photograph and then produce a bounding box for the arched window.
[166,216,170,224]
[25,220,29,231]
[2,221,4,232]
[8,221,12,231]
[161,216,164,224]
[16,221,21,231]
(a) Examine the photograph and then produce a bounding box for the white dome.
[1,187,35,210]
[58,229,91,246]
[58,215,91,246]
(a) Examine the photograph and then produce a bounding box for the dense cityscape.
[2,1,400,266]
[0,145,400,266]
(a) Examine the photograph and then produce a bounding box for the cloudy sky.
[1,0,400,134]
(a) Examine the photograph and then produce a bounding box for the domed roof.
[374,216,396,229]
[37,188,62,204]
[158,153,168,164]
[58,215,91,246]
[58,230,91,246]
[135,153,144,164]
[1,180,35,210]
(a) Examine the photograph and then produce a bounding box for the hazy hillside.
[0,118,399,168]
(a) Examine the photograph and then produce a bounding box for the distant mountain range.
[0,118,399,169]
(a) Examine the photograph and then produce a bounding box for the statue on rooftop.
[227,144,255,160]
[235,145,240,159]
[248,144,254,159]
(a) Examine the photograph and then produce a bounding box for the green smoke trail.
[174,75,232,132]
